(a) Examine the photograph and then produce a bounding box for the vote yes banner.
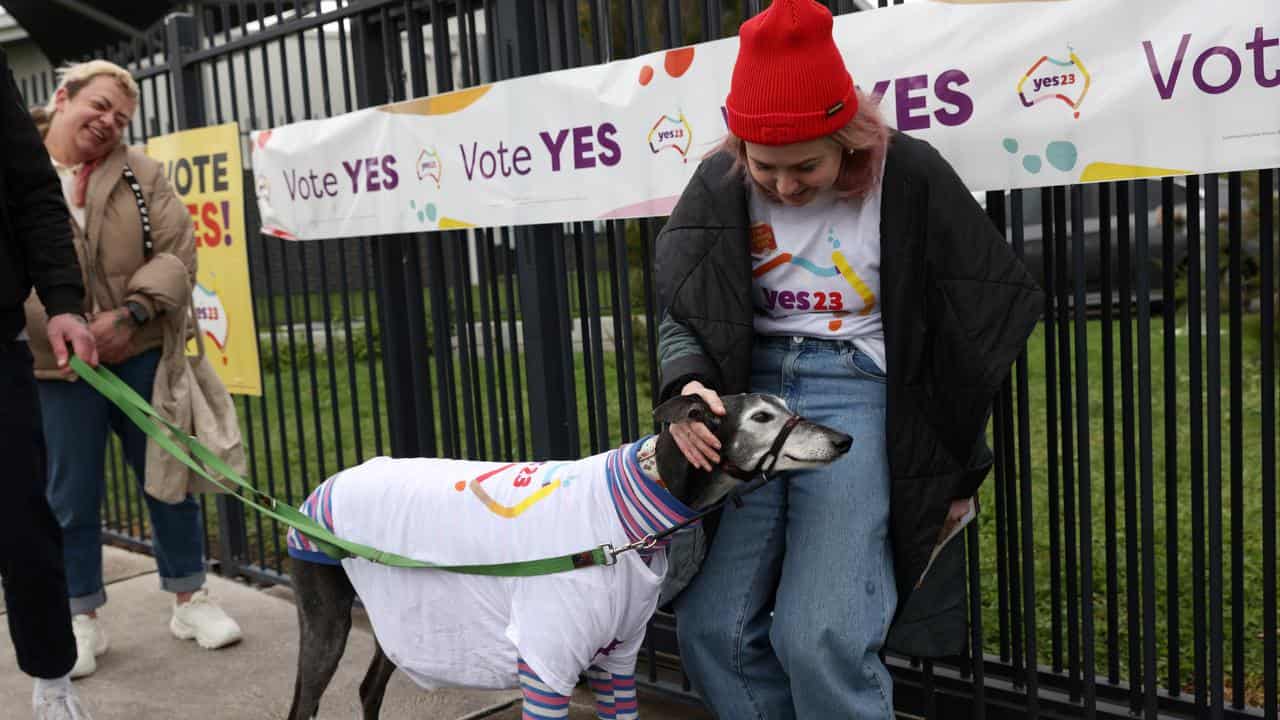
[147,122,263,396]
[249,0,1280,241]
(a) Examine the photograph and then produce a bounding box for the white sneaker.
[69,615,107,680]
[169,589,242,649]
[33,680,94,719]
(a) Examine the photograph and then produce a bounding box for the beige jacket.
[24,142,238,502]
[24,143,196,376]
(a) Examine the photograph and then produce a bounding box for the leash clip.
[608,534,659,563]
[599,544,619,566]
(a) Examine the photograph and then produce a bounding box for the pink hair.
[716,87,890,202]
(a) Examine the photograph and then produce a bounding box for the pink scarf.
[72,156,105,208]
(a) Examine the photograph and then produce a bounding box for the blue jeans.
[674,336,897,719]
[39,350,206,614]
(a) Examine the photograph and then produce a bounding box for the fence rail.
[19,1,1277,718]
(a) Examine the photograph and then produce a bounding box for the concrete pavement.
[1,546,712,719]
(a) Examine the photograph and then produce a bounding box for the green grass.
[105,307,1276,704]
[974,311,1277,704]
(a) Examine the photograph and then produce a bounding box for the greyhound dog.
[285,392,852,720]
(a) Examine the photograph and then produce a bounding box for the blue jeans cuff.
[68,588,107,616]
[160,571,206,595]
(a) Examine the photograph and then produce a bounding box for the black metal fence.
[19,2,1277,718]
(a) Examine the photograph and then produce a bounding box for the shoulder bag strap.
[121,164,154,259]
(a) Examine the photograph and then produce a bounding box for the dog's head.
[652,392,853,509]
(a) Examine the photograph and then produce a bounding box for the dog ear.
[652,394,713,426]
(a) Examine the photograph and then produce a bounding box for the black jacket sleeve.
[920,142,1042,499]
[1,49,83,318]
[654,165,724,401]
[653,152,755,400]
[656,314,722,402]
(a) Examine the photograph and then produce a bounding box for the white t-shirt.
[51,160,86,232]
[287,440,696,696]
[749,175,886,371]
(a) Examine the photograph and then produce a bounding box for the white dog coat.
[286,439,697,696]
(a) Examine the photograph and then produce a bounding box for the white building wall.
[198,10,490,166]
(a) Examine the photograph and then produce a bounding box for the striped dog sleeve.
[586,665,616,718]
[612,672,638,720]
[518,658,571,719]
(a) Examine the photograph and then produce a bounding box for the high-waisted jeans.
[39,349,206,614]
[674,335,896,719]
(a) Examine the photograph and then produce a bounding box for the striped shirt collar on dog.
[605,436,700,558]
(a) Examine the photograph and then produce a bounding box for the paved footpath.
[0,546,712,719]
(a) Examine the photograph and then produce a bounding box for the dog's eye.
[751,411,773,423]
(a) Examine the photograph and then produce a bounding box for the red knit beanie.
[725,0,857,146]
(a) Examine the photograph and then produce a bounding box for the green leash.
[69,356,626,576]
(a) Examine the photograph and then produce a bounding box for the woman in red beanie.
[653,0,1042,716]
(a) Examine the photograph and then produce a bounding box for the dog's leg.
[517,658,571,719]
[586,665,616,719]
[610,669,638,720]
[358,639,397,719]
[287,558,356,720]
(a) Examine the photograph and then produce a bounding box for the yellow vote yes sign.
[146,123,262,396]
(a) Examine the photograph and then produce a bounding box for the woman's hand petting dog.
[669,380,726,471]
